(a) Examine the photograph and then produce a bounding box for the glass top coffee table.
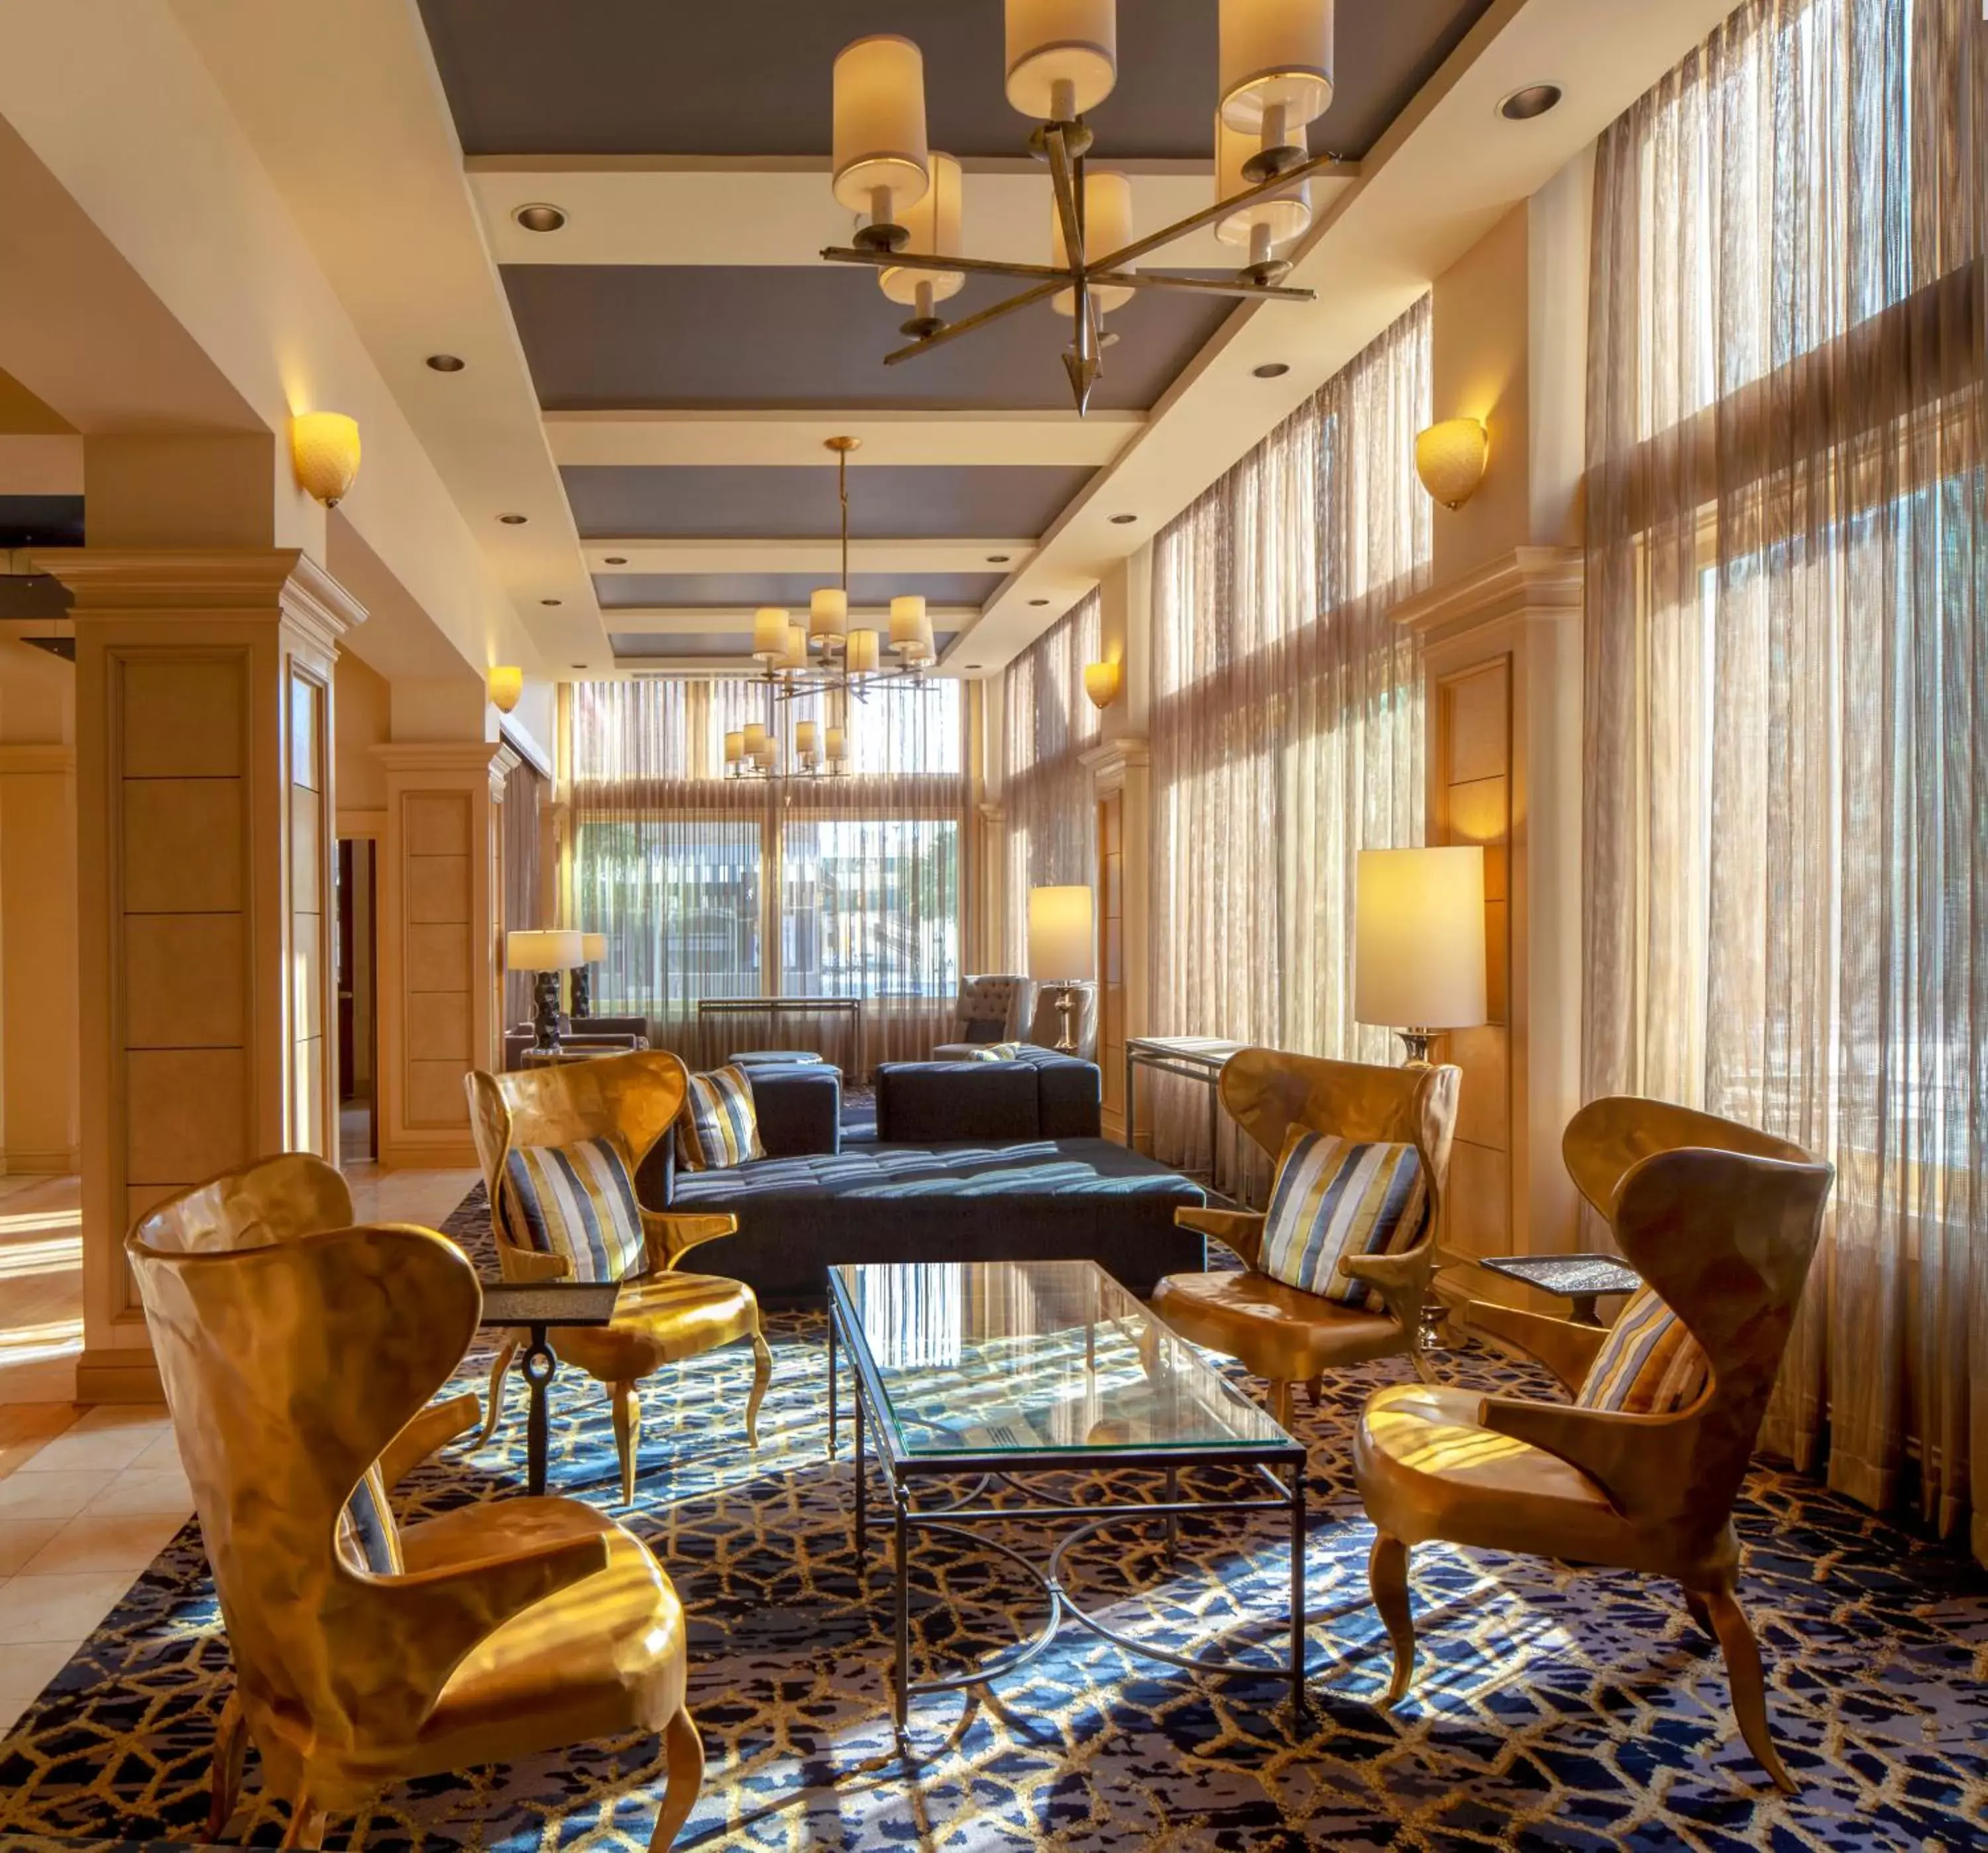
[826,1258,1308,1727]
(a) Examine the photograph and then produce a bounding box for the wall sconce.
[486,665,524,713]
[1083,659,1123,710]
[290,412,362,508]
[1414,416,1490,510]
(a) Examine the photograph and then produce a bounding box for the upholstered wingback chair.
[127,1216,704,1850]
[466,1048,771,1504]
[1353,1096,1833,1792]
[932,973,1030,1060]
[1150,1048,1460,1424]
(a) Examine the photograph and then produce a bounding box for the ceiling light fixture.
[1030,597,1051,607]
[1498,84,1563,121]
[987,553,1013,564]
[1109,513,1137,524]
[1253,361,1291,378]
[603,555,628,565]
[541,598,562,606]
[425,353,466,372]
[514,203,568,232]
[499,512,528,525]
[822,0,1343,415]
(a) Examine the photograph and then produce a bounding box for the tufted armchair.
[932,973,1031,1060]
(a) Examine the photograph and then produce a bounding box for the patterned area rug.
[0,1197,1983,1852]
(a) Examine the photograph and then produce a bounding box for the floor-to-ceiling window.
[567,677,966,1068]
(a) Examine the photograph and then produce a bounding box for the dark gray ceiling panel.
[612,629,961,658]
[419,1,1494,162]
[594,571,1005,608]
[507,266,1227,412]
[563,464,1094,539]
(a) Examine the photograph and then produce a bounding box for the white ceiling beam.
[470,157,1357,272]
[586,537,1031,575]
[547,410,1140,470]
[600,607,980,636]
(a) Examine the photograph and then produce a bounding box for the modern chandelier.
[723,433,936,781]
[823,0,1341,415]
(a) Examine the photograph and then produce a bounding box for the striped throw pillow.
[501,1137,646,1282]
[676,1063,765,1171]
[1576,1285,1710,1415]
[335,1465,402,1577]
[1258,1129,1430,1308]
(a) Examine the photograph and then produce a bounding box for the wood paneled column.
[1390,547,1584,1304]
[0,743,80,1174]
[373,741,502,1169]
[1081,736,1150,1146]
[43,549,360,1400]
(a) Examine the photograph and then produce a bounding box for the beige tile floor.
[0,1161,478,1734]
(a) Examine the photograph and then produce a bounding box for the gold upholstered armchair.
[127,1215,704,1850]
[1151,1048,1461,1425]
[467,1048,771,1504]
[1353,1096,1833,1792]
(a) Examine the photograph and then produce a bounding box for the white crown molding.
[1389,546,1584,644]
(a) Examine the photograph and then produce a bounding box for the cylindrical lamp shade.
[507,928,583,973]
[826,725,847,761]
[1214,113,1311,247]
[1051,170,1134,313]
[1005,0,1118,121]
[1219,0,1335,132]
[291,412,362,507]
[743,721,768,758]
[881,151,966,305]
[580,932,608,964]
[783,622,810,670]
[810,586,850,640]
[832,36,930,217]
[753,607,790,661]
[846,628,881,673]
[724,729,745,765]
[889,595,927,651]
[1415,418,1490,510]
[1353,847,1487,1029]
[795,720,819,759]
[1027,885,1096,981]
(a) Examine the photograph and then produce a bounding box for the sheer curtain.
[1003,589,1102,968]
[1149,296,1432,1171]
[1584,0,1987,1563]
[567,678,967,1072]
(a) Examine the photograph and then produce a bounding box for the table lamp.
[1354,847,1486,1064]
[570,930,608,1019]
[1027,885,1096,1054]
[508,929,583,1054]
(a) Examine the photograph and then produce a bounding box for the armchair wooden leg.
[649,1705,705,1851]
[1408,1340,1437,1386]
[207,1687,245,1840]
[1270,1379,1294,1428]
[277,1779,326,1851]
[1682,1586,1715,1639]
[745,1328,772,1449]
[475,1335,520,1447]
[1368,1531,1417,1706]
[1304,1375,1324,1409]
[1701,1577,1798,1794]
[612,1380,642,1506]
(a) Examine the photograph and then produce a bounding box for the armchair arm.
[641,1208,740,1272]
[1174,1206,1266,1270]
[1336,1246,1432,1331]
[1463,1300,1608,1394]
[378,1392,480,1491]
[497,1247,571,1286]
[1474,1396,1692,1520]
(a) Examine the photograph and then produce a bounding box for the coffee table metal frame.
[478,1280,621,1496]
[826,1263,1309,1728]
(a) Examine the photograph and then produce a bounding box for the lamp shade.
[1027,885,1096,982]
[1051,169,1134,313]
[486,665,524,714]
[889,594,927,650]
[795,719,819,759]
[1214,113,1312,248]
[826,724,846,761]
[579,932,607,964]
[753,608,790,661]
[1005,0,1118,121]
[810,585,850,640]
[1415,417,1490,510]
[881,151,966,305]
[846,628,881,673]
[832,35,930,217]
[1353,847,1486,1030]
[783,622,810,670]
[1219,0,1335,133]
[291,412,361,507]
[1083,659,1121,709]
[724,728,745,765]
[506,928,582,973]
[743,721,768,758]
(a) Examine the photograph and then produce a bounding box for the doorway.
[335,837,379,1163]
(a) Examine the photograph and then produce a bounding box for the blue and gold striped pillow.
[335,1465,402,1577]
[1576,1285,1710,1415]
[1258,1128,1430,1307]
[676,1063,765,1171]
[501,1137,646,1282]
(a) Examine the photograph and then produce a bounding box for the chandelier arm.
[881,277,1067,365]
[1089,269,1315,302]
[820,247,1068,282]
[1045,127,1087,284]
[1086,150,1353,274]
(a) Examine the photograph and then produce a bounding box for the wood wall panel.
[1097,785,1125,1123]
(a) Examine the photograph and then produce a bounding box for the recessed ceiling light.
[603,555,628,565]
[966,663,982,671]
[987,554,1011,564]
[1253,362,1291,379]
[571,662,586,670]
[514,203,569,233]
[499,512,528,525]
[541,598,562,607]
[425,353,466,373]
[1499,84,1563,121]
[1029,598,1050,607]
[1109,514,1137,525]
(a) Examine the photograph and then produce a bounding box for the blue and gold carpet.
[0,1199,1983,1851]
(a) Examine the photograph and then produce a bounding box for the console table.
[1124,1036,1246,1200]
[696,996,863,1076]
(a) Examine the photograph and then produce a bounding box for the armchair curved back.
[133,1152,354,1254]
[1570,1097,1832,1532]
[467,1049,690,1261]
[1219,1048,1461,1233]
[127,1220,480,1748]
